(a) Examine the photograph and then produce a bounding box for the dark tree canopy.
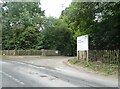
[60,2,120,50]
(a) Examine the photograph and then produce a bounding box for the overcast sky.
[0,0,72,18]
[40,0,72,18]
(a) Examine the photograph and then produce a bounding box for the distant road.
[0,58,118,88]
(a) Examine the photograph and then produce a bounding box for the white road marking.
[10,61,46,69]
[55,68,62,71]
[0,71,24,85]
[55,68,67,71]
[0,61,8,64]
[9,60,59,73]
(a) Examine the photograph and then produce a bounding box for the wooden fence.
[77,50,119,64]
[1,49,61,56]
[1,50,119,64]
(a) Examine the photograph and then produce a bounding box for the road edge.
[63,59,118,79]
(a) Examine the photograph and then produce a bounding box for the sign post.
[77,35,89,63]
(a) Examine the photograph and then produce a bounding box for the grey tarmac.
[0,57,118,87]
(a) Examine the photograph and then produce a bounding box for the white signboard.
[77,35,88,51]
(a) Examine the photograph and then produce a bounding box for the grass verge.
[68,57,118,76]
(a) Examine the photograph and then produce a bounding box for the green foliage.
[2,2,44,50]
[60,2,95,39]
[2,2,119,56]
[40,17,74,55]
[68,58,118,75]
[60,2,120,50]
[91,3,119,49]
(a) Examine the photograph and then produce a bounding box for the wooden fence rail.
[1,49,61,56]
[78,50,119,64]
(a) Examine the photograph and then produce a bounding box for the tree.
[40,17,74,55]
[60,2,120,50]
[2,2,44,50]
[90,2,120,50]
[60,2,96,40]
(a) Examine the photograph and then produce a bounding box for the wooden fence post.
[86,50,89,64]
[77,51,79,60]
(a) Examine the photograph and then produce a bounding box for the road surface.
[0,58,118,88]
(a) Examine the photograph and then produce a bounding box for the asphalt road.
[0,58,118,88]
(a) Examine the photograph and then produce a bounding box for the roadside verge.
[63,57,118,79]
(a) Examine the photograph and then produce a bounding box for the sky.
[0,0,2,3]
[40,0,72,18]
[0,0,72,18]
